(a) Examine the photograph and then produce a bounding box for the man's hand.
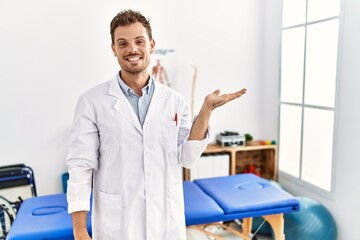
[203,88,247,112]
[74,232,91,240]
[188,88,247,141]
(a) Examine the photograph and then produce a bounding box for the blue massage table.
[6,194,92,240]
[184,174,299,240]
[7,174,299,240]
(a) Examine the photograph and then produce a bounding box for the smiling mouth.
[126,56,141,62]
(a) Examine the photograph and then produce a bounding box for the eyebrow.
[116,36,146,43]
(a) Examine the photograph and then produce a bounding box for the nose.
[128,42,139,54]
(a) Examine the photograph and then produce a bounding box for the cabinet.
[188,153,230,181]
[183,143,277,181]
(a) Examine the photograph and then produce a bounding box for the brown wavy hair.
[110,9,153,44]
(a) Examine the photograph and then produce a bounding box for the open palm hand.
[203,88,247,111]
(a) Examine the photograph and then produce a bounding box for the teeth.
[128,57,140,61]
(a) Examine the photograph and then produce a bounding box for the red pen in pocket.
[175,113,178,126]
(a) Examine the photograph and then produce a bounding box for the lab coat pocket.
[95,190,122,236]
[162,121,178,151]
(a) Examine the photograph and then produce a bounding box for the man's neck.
[120,70,150,96]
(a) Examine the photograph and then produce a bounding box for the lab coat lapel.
[145,81,165,124]
[108,78,143,134]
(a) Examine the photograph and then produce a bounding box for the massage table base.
[187,214,285,240]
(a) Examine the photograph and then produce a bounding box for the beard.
[121,65,148,75]
[119,56,151,75]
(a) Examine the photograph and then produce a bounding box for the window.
[279,0,341,192]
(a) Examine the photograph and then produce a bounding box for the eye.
[136,40,145,45]
[118,42,127,48]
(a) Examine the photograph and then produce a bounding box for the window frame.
[278,0,344,199]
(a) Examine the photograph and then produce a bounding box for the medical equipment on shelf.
[216,131,246,147]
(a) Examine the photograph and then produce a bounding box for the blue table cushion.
[183,181,224,226]
[6,194,92,240]
[194,174,299,215]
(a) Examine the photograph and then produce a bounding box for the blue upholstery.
[183,181,224,226]
[6,194,91,240]
[193,174,299,215]
[184,174,299,225]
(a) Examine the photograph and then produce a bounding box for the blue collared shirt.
[117,73,155,127]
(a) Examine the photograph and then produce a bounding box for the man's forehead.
[114,22,149,40]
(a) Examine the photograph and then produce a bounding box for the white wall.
[263,0,360,239]
[0,0,265,195]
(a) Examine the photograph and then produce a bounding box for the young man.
[66,9,246,240]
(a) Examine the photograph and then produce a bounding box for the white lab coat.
[66,75,210,240]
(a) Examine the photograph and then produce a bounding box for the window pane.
[282,0,306,27]
[302,108,334,191]
[308,0,341,22]
[279,104,302,177]
[305,20,339,108]
[281,27,305,104]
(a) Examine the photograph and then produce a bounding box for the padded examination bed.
[184,174,300,240]
[6,194,91,240]
[7,174,299,240]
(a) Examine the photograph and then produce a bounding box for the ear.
[150,39,155,54]
[111,43,117,57]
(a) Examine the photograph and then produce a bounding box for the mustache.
[124,53,142,58]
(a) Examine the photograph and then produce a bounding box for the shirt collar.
[117,72,154,96]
